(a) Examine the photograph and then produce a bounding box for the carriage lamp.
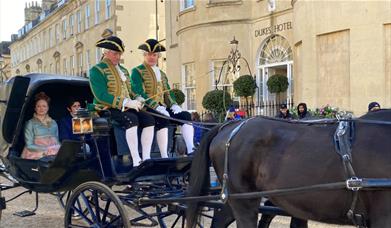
[72,108,93,134]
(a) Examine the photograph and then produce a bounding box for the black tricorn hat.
[96,36,125,53]
[138,39,166,53]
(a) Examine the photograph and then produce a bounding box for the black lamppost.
[155,0,164,40]
[215,37,253,90]
[227,37,241,74]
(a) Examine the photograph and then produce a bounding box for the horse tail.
[186,125,221,228]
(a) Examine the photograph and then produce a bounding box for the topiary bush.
[202,90,232,122]
[267,74,289,94]
[171,88,185,105]
[233,75,257,97]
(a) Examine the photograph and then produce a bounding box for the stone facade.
[10,0,166,78]
[0,54,11,82]
[0,41,11,81]
[165,0,391,115]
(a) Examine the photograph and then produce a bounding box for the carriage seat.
[8,140,82,185]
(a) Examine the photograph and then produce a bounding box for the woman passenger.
[21,92,61,160]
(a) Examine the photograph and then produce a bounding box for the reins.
[141,109,221,131]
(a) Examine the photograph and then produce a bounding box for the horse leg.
[258,200,276,228]
[211,204,235,228]
[229,199,260,228]
[258,214,275,228]
[290,217,308,228]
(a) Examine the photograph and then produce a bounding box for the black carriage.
[0,74,301,228]
[0,74,199,227]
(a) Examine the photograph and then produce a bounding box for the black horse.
[187,110,391,228]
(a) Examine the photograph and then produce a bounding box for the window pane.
[96,48,102,63]
[63,58,67,74]
[77,11,82,33]
[185,64,194,87]
[62,20,67,39]
[184,0,194,9]
[55,24,59,44]
[85,5,90,29]
[212,60,238,101]
[69,15,74,35]
[95,0,100,24]
[183,63,196,110]
[186,88,196,110]
[105,0,111,19]
[213,60,228,84]
[79,53,83,67]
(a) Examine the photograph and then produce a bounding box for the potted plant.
[202,90,232,122]
[233,75,257,116]
[266,74,289,104]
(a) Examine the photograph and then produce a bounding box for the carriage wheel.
[64,181,130,228]
[54,191,73,209]
[54,191,89,219]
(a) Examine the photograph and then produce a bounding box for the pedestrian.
[297,102,311,119]
[191,112,203,145]
[203,112,217,123]
[225,105,236,121]
[368,102,381,112]
[276,104,292,119]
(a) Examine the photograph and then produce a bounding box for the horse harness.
[219,119,252,203]
[334,118,366,227]
[220,117,391,228]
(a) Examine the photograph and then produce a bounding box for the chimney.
[24,1,42,24]
[11,34,18,42]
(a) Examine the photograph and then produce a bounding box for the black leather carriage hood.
[0,74,89,153]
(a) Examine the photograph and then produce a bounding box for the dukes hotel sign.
[255,22,292,37]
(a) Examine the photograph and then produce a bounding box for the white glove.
[124,99,142,111]
[135,96,145,103]
[170,104,182,114]
[156,105,170,117]
[135,96,145,108]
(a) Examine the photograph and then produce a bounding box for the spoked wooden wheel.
[54,191,73,209]
[54,191,88,220]
[64,181,130,228]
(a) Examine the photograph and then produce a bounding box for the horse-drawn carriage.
[1,74,390,228]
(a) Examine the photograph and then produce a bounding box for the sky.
[0,0,33,41]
